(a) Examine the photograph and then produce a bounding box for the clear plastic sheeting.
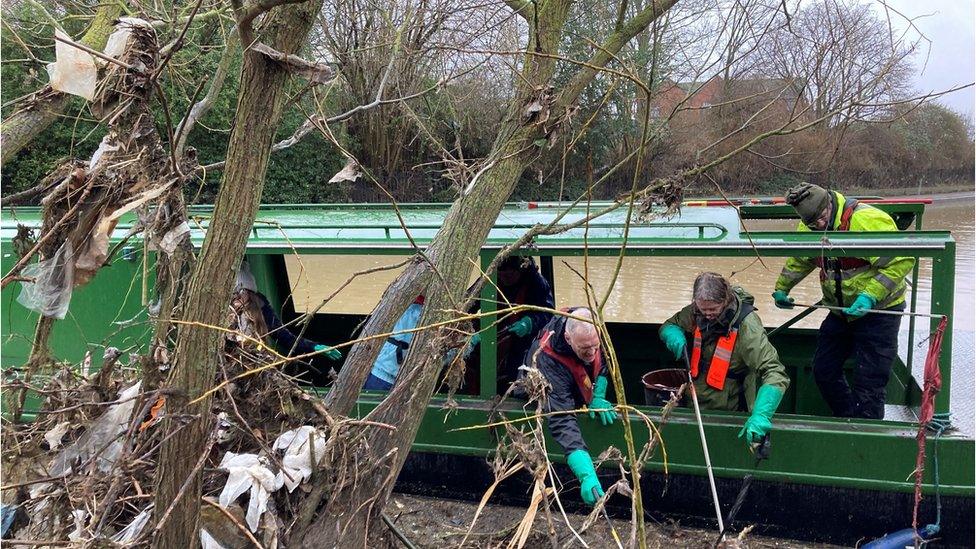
[17,241,75,319]
[111,507,152,544]
[46,30,97,100]
[49,382,142,476]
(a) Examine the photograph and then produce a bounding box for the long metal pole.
[684,350,724,532]
[791,302,946,319]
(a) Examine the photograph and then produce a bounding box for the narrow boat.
[2,199,972,545]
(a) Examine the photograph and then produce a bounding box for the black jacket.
[257,292,319,356]
[524,314,608,456]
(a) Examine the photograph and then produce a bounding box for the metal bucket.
[641,368,688,406]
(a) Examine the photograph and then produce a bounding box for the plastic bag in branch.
[17,241,75,319]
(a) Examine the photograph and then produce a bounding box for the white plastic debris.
[218,452,282,532]
[273,426,325,492]
[17,240,75,319]
[200,528,226,549]
[103,17,152,60]
[157,221,191,255]
[328,157,361,183]
[50,382,142,475]
[112,507,152,543]
[88,135,119,170]
[43,421,71,450]
[67,509,89,542]
[46,30,97,100]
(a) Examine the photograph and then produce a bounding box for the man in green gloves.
[773,183,914,419]
[522,307,617,505]
[659,272,789,445]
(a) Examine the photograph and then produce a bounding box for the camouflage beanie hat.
[785,183,830,225]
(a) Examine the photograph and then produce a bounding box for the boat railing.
[245,220,730,241]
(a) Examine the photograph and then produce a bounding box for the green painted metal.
[351,395,975,497]
[932,242,955,414]
[1,243,153,368]
[478,250,498,398]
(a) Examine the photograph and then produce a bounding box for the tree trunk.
[151,2,323,546]
[297,2,679,545]
[0,3,122,166]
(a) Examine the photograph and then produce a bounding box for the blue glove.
[508,317,533,338]
[738,385,783,445]
[567,449,604,505]
[588,376,617,425]
[659,323,687,361]
[313,344,342,361]
[772,290,795,309]
[843,293,876,318]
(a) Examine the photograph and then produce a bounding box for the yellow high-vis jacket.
[774,191,914,311]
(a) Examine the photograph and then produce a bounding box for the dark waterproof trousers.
[812,310,902,419]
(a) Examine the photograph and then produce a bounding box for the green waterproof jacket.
[659,288,790,412]
[775,191,915,311]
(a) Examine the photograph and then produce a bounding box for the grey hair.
[692,272,731,304]
[565,308,597,338]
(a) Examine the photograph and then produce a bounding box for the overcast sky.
[873,0,975,121]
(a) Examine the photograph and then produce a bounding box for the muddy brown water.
[285,194,975,434]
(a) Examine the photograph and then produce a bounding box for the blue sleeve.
[372,303,424,379]
[392,303,424,344]
[261,297,319,356]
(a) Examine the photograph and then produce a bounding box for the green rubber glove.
[738,384,784,444]
[772,290,795,309]
[659,323,687,361]
[588,376,617,425]
[314,344,342,361]
[843,293,876,318]
[508,317,533,337]
[567,449,604,505]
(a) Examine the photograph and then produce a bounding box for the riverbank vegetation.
[2,0,972,205]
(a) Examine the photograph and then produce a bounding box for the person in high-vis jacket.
[772,183,914,419]
[521,307,617,506]
[659,273,789,444]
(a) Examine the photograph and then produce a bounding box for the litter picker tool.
[683,348,724,533]
[712,434,771,548]
[790,302,946,319]
[592,487,624,549]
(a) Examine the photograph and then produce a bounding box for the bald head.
[565,308,600,363]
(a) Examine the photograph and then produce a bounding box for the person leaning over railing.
[518,307,617,506]
[772,183,914,419]
[234,262,343,362]
[659,272,790,446]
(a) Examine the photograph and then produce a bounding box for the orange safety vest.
[690,326,739,391]
[539,329,602,403]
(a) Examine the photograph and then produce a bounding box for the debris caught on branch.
[328,156,363,183]
[252,42,335,85]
